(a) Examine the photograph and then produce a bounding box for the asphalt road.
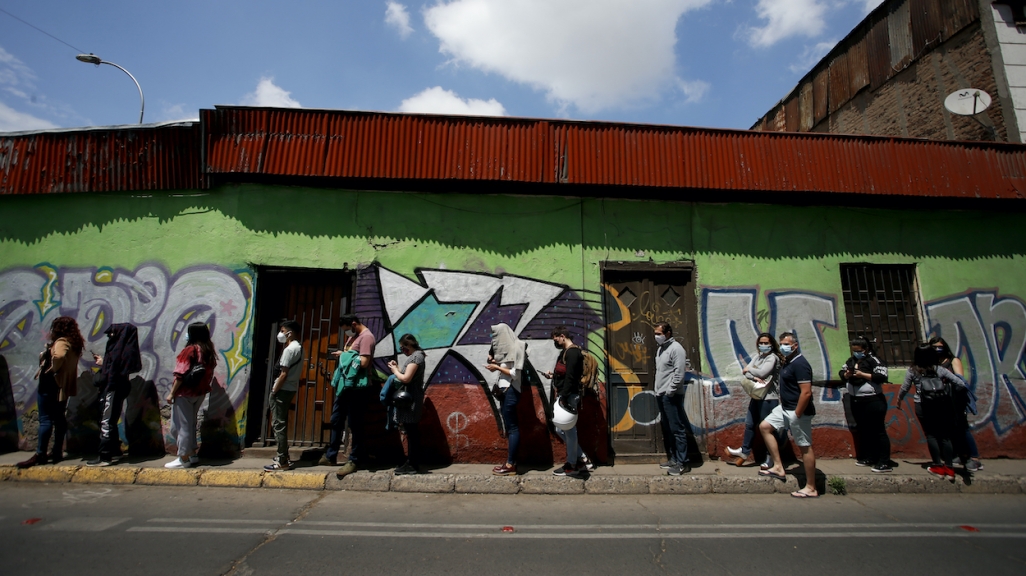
[0,484,1023,575]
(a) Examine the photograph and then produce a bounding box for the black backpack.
[918,374,950,400]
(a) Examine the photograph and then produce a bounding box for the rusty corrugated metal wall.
[753,0,980,135]
[0,124,201,194]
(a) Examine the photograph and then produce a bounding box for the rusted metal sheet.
[813,68,829,124]
[910,0,943,56]
[867,16,892,89]
[0,124,201,195]
[940,0,979,39]
[889,0,914,70]
[784,98,799,132]
[799,83,815,132]
[848,35,871,96]
[829,52,851,114]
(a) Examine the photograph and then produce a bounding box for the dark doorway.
[602,263,701,462]
[246,266,355,447]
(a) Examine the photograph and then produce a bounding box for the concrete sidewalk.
[2,450,1024,495]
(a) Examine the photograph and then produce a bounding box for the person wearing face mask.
[726,333,784,468]
[324,314,377,479]
[265,320,303,471]
[759,332,818,498]
[486,323,527,476]
[387,334,425,475]
[652,322,691,476]
[164,323,217,469]
[839,336,891,473]
[930,336,982,472]
[540,326,595,477]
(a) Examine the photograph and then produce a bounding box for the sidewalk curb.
[1,465,1023,495]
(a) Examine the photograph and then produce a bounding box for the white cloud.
[677,79,710,104]
[789,40,838,73]
[746,0,829,48]
[423,0,712,114]
[241,77,301,108]
[158,102,198,123]
[860,0,885,12]
[0,100,57,132]
[385,1,414,39]
[398,86,506,116]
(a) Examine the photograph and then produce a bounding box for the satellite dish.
[944,89,992,116]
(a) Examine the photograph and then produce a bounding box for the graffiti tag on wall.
[0,263,254,421]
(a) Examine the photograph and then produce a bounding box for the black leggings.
[850,394,891,466]
[916,398,969,467]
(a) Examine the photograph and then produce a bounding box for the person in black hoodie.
[87,323,142,467]
[839,336,891,472]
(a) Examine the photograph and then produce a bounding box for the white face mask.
[276,331,289,344]
[780,344,793,356]
[654,334,667,346]
[758,344,772,354]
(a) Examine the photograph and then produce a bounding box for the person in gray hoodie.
[654,322,691,475]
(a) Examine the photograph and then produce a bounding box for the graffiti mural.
[352,264,603,461]
[926,290,1026,435]
[0,262,255,448]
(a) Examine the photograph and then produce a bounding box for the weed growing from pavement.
[828,476,847,495]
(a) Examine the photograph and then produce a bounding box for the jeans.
[741,398,779,457]
[658,392,690,465]
[270,389,295,463]
[325,386,370,463]
[171,395,204,458]
[98,386,129,459]
[36,390,67,458]
[554,425,583,465]
[500,386,521,464]
[850,394,891,466]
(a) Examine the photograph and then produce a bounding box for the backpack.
[918,374,951,400]
[180,362,207,390]
[580,350,599,392]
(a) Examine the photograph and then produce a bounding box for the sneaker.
[927,465,947,478]
[553,463,575,476]
[580,454,596,472]
[394,463,418,476]
[492,463,517,476]
[86,457,113,467]
[189,455,199,465]
[871,463,892,473]
[659,460,677,469]
[667,463,691,476]
[952,457,962,466]
[317,455,337,467]
[966,459,982,472]
[726,446,747,459]
[855,459,872,467]
[16,453,45,469]
[49,452,63,465]
[264,456,293,471]
[945,466,957,480]
[164,457,191,469]
[336,460,357,479]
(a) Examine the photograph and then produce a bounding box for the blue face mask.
[779,344,793,356]
[853,351,865,359]
[758,344,772,354]
[184,334,190,344]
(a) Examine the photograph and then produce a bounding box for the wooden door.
[604,267,700,458]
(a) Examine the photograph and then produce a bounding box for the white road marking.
[129,527,276,534]
[38,517,130,532]
[147,518,283,524]
[276,529,1026,540]
[288,521,1026,530]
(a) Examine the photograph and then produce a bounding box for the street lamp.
[75,53,145,124]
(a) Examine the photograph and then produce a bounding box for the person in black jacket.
[539,326,592,478]
[88,323,142,467]
[839,336,891,472]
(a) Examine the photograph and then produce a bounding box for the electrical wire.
[0,7,84,53]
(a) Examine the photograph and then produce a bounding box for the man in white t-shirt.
[265,320,303,471]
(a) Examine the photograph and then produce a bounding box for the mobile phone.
[326,348,339,356]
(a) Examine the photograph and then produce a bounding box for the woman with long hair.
[726,332,783,468]
[387,333,426,475]
[17,316,84,469]
[930,336,982,472]
[164,322,216,469]
[487,323,527,476]
[896,343,968,480]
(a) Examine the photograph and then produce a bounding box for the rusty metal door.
[256,270,353,447]
[603,267,700,458]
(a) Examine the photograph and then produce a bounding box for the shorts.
[763,405,814,447]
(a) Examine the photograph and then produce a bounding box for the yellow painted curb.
[199,469,264,488]
[71,466,140,485]
[136,468,201,486]
[17,465,78,483]
[262,471,327,490]
[0,466,16,481]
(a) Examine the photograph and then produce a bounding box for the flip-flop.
[758,469,786,481]
[790,491,819,499]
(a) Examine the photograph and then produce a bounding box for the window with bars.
[839,264,923,366]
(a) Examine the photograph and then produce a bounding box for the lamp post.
[75,53,145,124]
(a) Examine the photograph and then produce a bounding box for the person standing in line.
[759,332,819,498]
[540,326,595,477]
[726,332,783,469]
[265,320,303,472]
[839,336,892,472]
[88,323,141,467]
[327,314,377,478]
[653,322,691,476]
[387,333,425,475]
[486,323,526,477]
[896,344,969,480]
[164,323,216,469]
[17,316,84,469]
[930,336,982,472]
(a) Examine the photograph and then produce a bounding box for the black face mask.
[553,340,562,349]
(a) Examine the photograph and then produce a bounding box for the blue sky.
[0,1,884,133]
